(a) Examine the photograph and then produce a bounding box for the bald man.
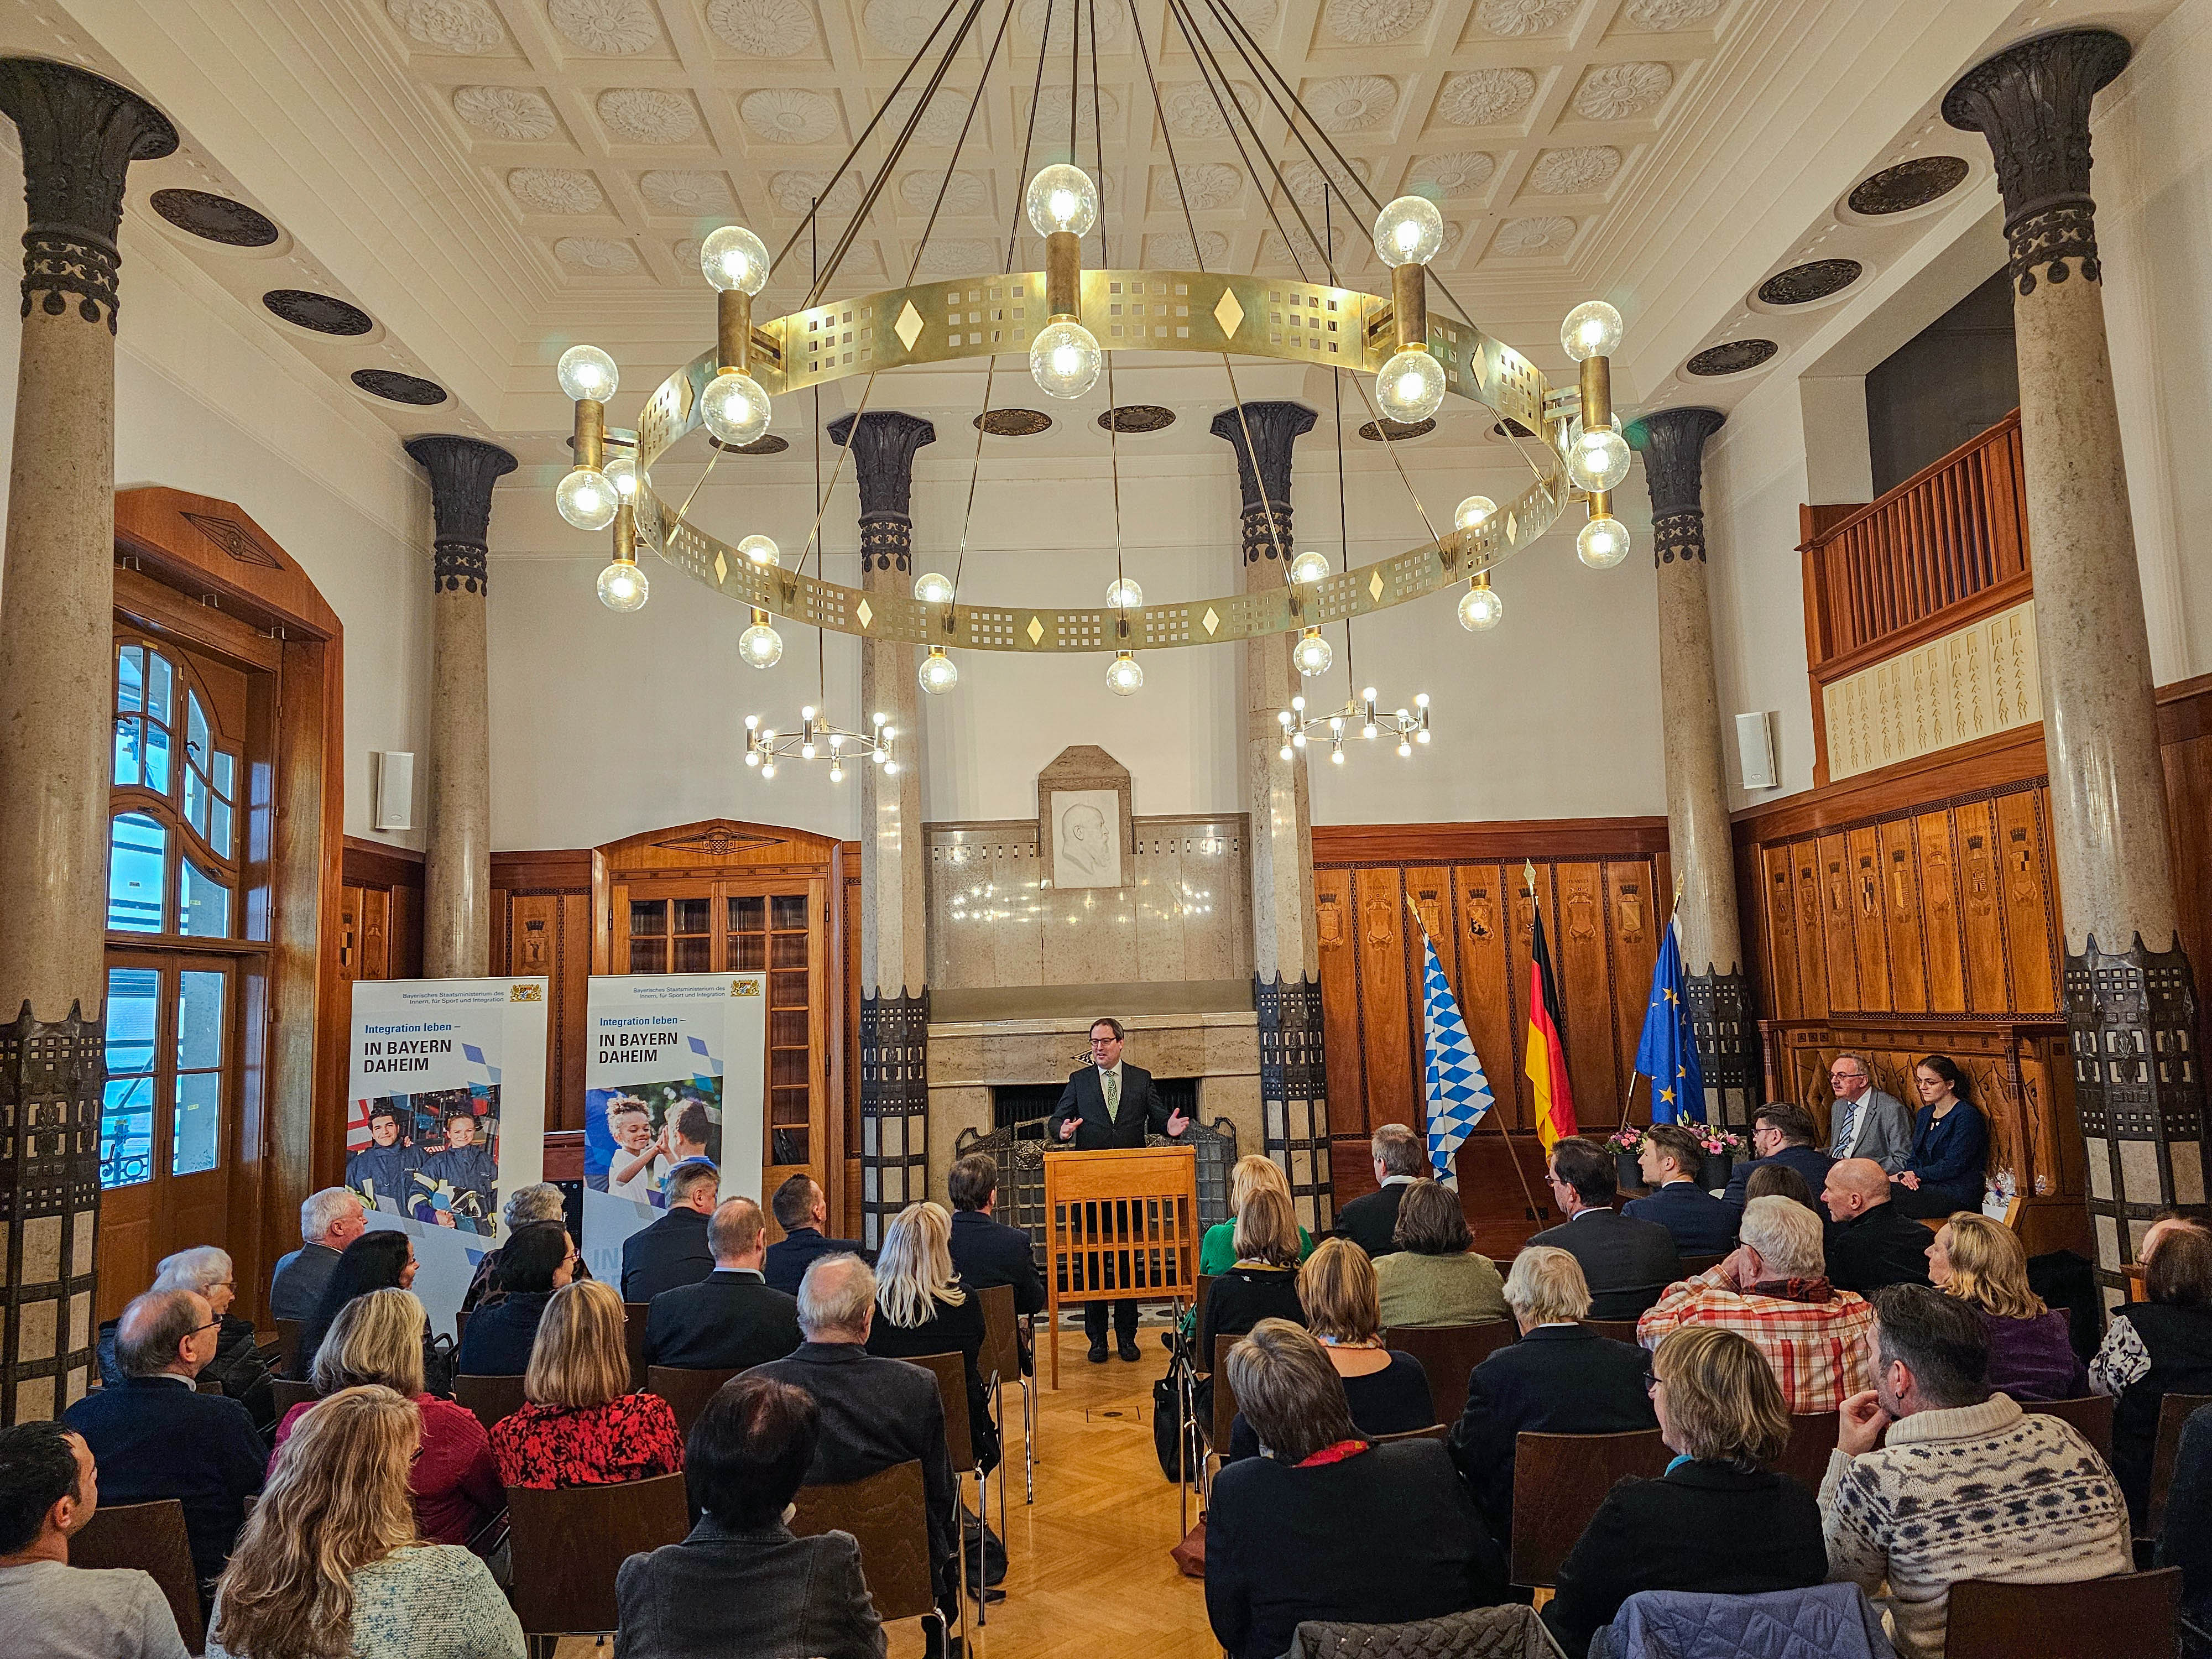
[1822,1159,1934,1297]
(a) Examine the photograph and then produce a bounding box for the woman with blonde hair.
[1197,1185,1307,1372]
[272,1288,502,1548]
[489,1280,681,1489]
[1928,1212,2085,1400]
[206,1385,522,1659]
[865,1201,999,1472]
[1199,1155,1315,1275]
[1374,1180,1509,1329]
[1543,1327,1827,1658]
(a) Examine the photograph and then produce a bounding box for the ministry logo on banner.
[1421,933,1494,1186]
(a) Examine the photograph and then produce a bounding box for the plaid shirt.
[1636,1267,1876,1413]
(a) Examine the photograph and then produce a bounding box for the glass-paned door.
[728,891,816,1166]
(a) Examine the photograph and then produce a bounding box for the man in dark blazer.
[1623,1123,1738,1257]
[1334,1123,1428,1258]
[1046,1017,1190,1361]
[1529,1139,1682,1322]
[1720,1103,1836,1218]
[621,1159,720,1303]
[763,1172,870,1296]
[268,1186,364,1321]
[946,1154,1045,1375]
[1820,1159,1935,1296]
[646,1196,803,1371]
[63,1288,265,1590]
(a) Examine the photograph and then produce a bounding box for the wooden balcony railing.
[1798,410,2028,679]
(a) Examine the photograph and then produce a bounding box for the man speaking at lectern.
[1050,1017,1191,1362]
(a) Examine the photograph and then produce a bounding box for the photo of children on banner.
[583,1078,724,1209]
[343,1086,502,1234]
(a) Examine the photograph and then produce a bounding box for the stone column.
[827,411,935,1249]
[1624,408,1756,1124]
[0,61,176,1423]
[403,436,515,980]
[1209,401,1333,1231]
[1948,30,2205,1279]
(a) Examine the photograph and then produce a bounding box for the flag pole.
[1616,875,1692,1133]
[1405,892,1546,1225]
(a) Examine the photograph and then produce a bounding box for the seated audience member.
[1887,1055,1988,1219]
[1448,1246,1655,1542]
[620,1160,721,1305]
[149,1246,275,1430]
[1743,1162,1819,1215]
[0,1422,189,1659]
[1638,1195,1874,1414]
[1333,1124,1428,1259]
[645,1197,802,1372]
[1623,1124,1739,1256]
[491,1281,683,1490]
[1373,1178,1509,1329]
[1820,1160,1935,1296]
[1927,1212,2085,1402]
[1823,1053,1916,1172]
[1201,1155,1316,1276]
[461,1185,590,1314]
[2093,1222,2212,1527]
[2156,1401,2212,1650]
[270,1188,366,1323]
[2143,1207,2212,1265]
[1720,1104,1835,1218]
[866,1202,1000,1474]
[206,1386,522,1659]
[1199,1185,1309,1373]
[454,1225,573,1378]
[1229,1239,1432,1460]
[291,1231,419,1383]
[1544,1327,1828,1659]
[763,1175,869,1297]
[748,1255,959,1630]
[63,1288,265,1592]
[945,1154,1046,1374]
[615,1378,885,1659]
[1822,1285,2130,1659]
[1205,1320,1508,1659]
[273,1290,501,1550]
[1528,1138,1681,1321]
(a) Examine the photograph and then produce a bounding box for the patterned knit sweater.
[1817,1394,2132,1659]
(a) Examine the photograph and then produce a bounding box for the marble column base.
[1257,974,1333,1232]
[860,989,930,1250]
[0,1001,101,1423]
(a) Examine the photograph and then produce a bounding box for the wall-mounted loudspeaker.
[373,751,415,831]
[1734,712,1777,791]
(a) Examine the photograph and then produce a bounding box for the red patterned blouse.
[490,1392,685,1490]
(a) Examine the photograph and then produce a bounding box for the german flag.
[1524,898,1578,1151]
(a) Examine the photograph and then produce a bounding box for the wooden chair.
[506,1470,690,1656]
[70,1498,204,1655]
[790,1459,948,1650]
[623,1301,653,1391]
[194,1375,225,1396]
[2149,1391,2212,1536]
[2023,1394,2116,1461]
[1507,1428,1670,1588]
[453,1307,471,1347]
[453,1372,529,1433]
[645,1364,740,1437]
[272,1317,301,1374]
[899,1350,984,1622]
[1679,1253,1726,1277]
[1580,1318,1643,1344]
[975,1281,1031,1514]
[269,1377,319,1420]
[1372,1423,1448,1444]
[1382,1320,1517,1426]
[1772,1412,1840,1491]
[1945,1567,2180,1659]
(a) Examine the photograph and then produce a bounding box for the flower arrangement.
[1607,1125,1647,1153]
[1696,1126,1746,1156]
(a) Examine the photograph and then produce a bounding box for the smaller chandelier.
[1277,688,1432,764]
[743,708,896,783]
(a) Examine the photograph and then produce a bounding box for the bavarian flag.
[1524,901,1578,1151]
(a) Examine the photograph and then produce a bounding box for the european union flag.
[1634,919,1705,1124]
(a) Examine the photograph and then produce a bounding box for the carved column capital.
[828,411,936,576]
[404,434,517,595]
[1209,401,1316,530]
[1625,406,1726,525]
[0,60,176,333]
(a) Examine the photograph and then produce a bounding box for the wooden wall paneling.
[1955,801,2011,1013]
[1404,863,1453,1108]
[1353,866,1417,1128]
[1915,811,1968,1011]
[1790,842,1829,1021]
[1554,860,1619,1121]
[1879,818,1927,1014]
[1817,833,1856,1012]
[1606,860,1662,1114]
[1761,847,1802,1020]
[1996,787,2058,1011]
[356,887,391,981]
[1454,862,1515,1131]
[1846,826,1890,1011]
[1509,864,1561,1132]
[1316,868,1368,1139]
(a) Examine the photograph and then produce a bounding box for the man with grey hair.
[1448,1245,1654,1542]
[1822,1053,1913,1172]
[268,1186,365,1321]
[1638,1194,1877,1413]
[1335,1123,1431,1259]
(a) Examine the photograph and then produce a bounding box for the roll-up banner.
[580,972,767,1286]
[345,978,549,1338]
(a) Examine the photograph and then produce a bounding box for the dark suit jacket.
[455,1288,552,1376]
[1720,1144,1836,1217]
[64,1375,267,1585]
[1447,1324,1656,1541]
[1047,1062,1173,1150]
[645,1269,804,1371]
[1823,1202,1935,1297]
[622,1206,716,1303]
[948,1209,1045,1317]
[1335,1179,1415,1259]
[763,1226,870,1298]
[1622,1181,1739,1258]
[746,1342,957,1594]
[617,1515,884,1659]
[268,1242,341,1323]
[1528,1209,1682,1321]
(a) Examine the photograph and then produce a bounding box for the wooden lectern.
[1041,1145,1200,1388]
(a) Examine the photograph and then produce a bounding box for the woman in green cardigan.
[1201,1155,1317,1276]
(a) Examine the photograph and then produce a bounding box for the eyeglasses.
[1828,1069,1863,1081]
[187,1318,224,1337]
[1642,1370,1664,1397]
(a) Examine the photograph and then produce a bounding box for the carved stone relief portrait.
[1051,789,1123,889]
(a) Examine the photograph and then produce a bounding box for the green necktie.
[1104,1068,1119,1115]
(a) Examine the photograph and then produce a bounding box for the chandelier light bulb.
[828,762,843,782]
[1104,576,1144,611]
[760,761,776,779]
[1331,744,1346,765]
[739,619,784,668]
[1578,515,1632,569]
[1373,195,1446,269]
[1025,163,1100,238]
[556,344,618,403]
[914,570,956,604]
[556,467,619,530]
[1375,348,1445,424]
[602,456,640,500]
[700,225,771,295]
[745,749,760,768]
[1458,581,1503,632]
[1105,651,1145,696]
[1292,628,1333,678]
[1292,731,1306,748]
[1568,424,1632,492]
[1288,550,1331,586]
[801,741,816,759]
[1279,743,1293,761]
[596,559,649,612]
[738,534,780,568]
[919,645,959,695]
[1454,494,1496,533]
[702,370,772,446]
[1030,319,1102,400]
[1398,739,1413,758]
[1560,299,1624,363]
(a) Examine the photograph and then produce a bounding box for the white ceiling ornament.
[1257,226,1323,270]
[1491,214,1574,253]
[706,0,816,55]
[1160,82,1259,140]
[1624,0,1723,29]
[880,87,982,148]
[1472,0,1573,34]
[1571,62,1673,121]
[1028,84,1120,140]
[1148,228,1229,268]
[834,243,883,276]
[1172,163,1243,211]
[452,85,557,140]
[1406,150,1494,196]
[900,170,989,216]
[674,236,704,272]
[1322,0,1432,45]
[1437,67,1537,126]
[1528,145,1621,194]
[640,170,734,213]
[740,88,839,145]
[1279,155,1369,208]
[861,0,945,55]
[598,88,702,144]
[1019,0,1131,51]
[770,169,864,215]
[1222,0,1281,28]
[387,0,504,55]
[509,168,606,213]
[547,0,660,53]
[555,237,639,271]
[1307,75,1397,133]
[917,237,1001,275]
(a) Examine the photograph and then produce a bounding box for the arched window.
[110,640,242,939]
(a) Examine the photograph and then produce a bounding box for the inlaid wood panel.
[1879,818,1926,1013]
[1314,871,1367,1141]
